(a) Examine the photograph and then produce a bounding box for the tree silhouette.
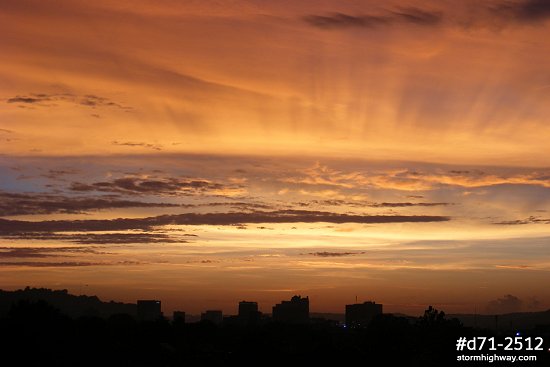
[418,305,446,327]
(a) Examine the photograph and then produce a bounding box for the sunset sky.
[1,0,550,316]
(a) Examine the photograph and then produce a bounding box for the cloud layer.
[6,93,132,110]
[304,7,442,29]
[0,191,179,216]
[0,210,450,235]
[69,177,232,196]
[2,0,550,164]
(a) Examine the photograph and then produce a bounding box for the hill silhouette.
[0,287,136,318]
[450,310,550,331]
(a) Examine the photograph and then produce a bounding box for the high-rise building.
[137,300,162,321]
[238,301,260,324]
[201,310,223,325]
[345,301,382,327]
[272,295,309,323]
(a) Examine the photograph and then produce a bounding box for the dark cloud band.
[69,176,226,196]
[0,210,450,234]
[0,191,179,216]
[304,7,442,29]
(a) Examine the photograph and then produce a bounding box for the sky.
[1,0,550,316]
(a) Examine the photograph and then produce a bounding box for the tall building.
[345,301,382,327]
[238,301,260,324]
[272,295,309,323]
[201,310,223,325]
[137,300,162,321]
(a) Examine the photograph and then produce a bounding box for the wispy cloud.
[304,13,390,29]
[305,1,550,32]
[40,168,81,180]
[201,201,273,210]
[294,199,451,208]
[282,163,550,191]
[486,294,523,314]
[0,232,192,244]
[6,93,132,110]
[304,7,442,29]
[111,141,162,151]
[0,246,108,258]
[69,176,235,196]
[307,251,366,257]
[0,260,143,267]
[493,216,550,225]
[491,0,550,24]
[0,191,179,216]
[368,202,451,207]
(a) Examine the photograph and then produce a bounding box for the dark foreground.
[1,300,549,366]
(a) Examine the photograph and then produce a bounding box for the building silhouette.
[137,300,162,321]
[173,311,185,323]
[272,295,309,323]
[201,310,223,325]
[345,301,382,327]
[238,301,260,324]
